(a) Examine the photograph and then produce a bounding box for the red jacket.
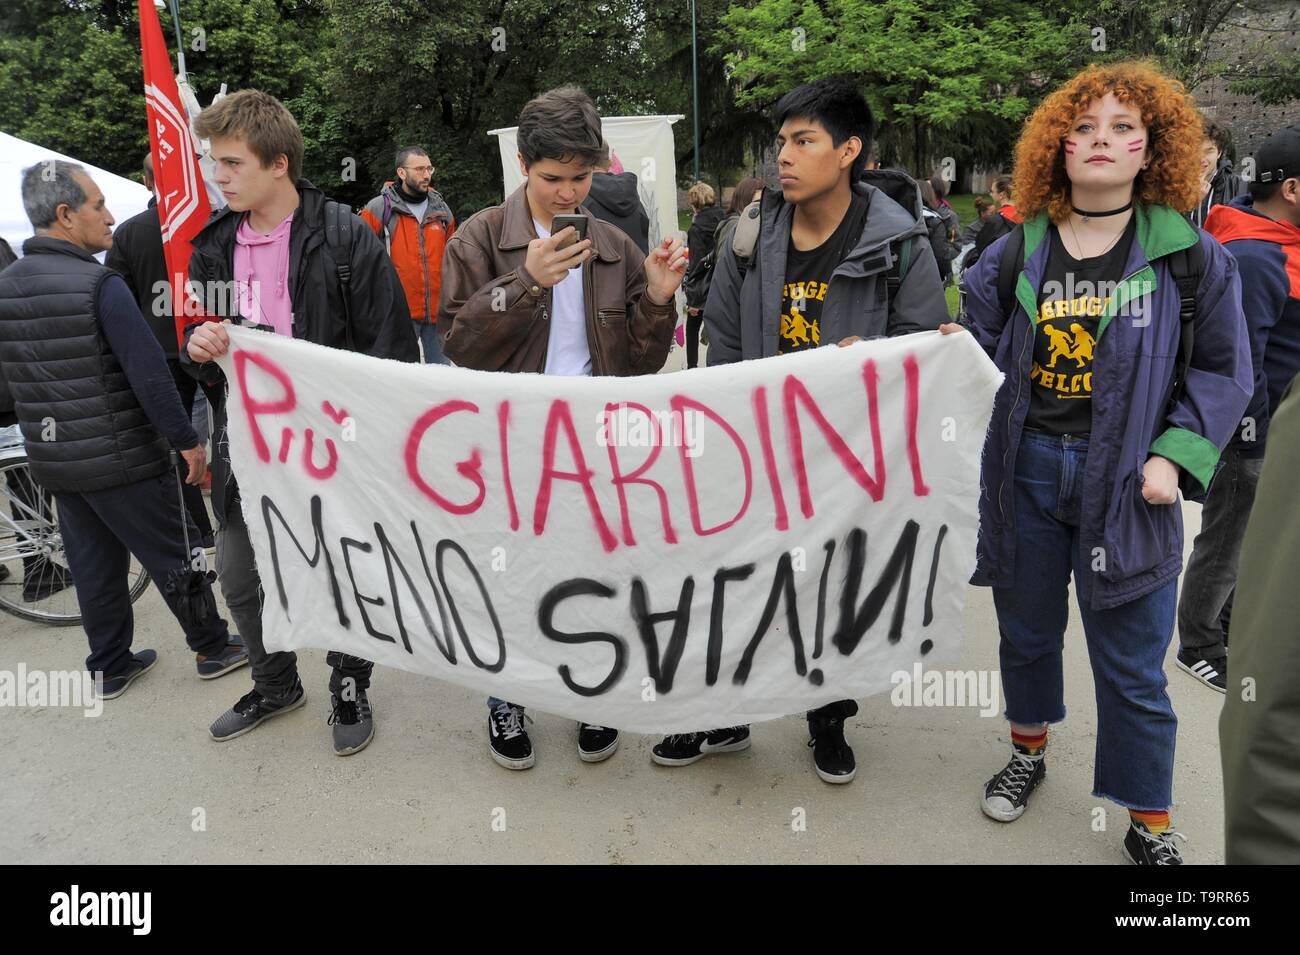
[360,182,455,323]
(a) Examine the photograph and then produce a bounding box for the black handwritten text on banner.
[216,327,1001,732]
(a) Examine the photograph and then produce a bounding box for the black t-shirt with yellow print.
[779,191,870,354]
[1025,217,1136,435]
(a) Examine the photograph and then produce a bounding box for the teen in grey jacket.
[702,171,949,363]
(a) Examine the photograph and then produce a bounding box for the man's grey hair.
[22,160,87,229]
[395,146,429,169]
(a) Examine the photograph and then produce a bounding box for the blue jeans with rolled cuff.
[992,429,1178,811]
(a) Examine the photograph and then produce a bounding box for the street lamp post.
[690,0,700,183]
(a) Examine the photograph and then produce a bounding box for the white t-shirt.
[533,218,591,376]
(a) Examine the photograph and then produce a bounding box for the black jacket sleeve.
[346,217,419,363]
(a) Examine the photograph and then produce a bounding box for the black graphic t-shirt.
[779,191,869,354]
[1024,217,1136,435]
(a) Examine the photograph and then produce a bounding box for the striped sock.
[1130,810,1170,835]
[1010,728,1048,756]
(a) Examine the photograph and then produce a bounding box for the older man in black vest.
[0,161,246,699]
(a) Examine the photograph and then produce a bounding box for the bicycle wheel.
[0,454,151,626]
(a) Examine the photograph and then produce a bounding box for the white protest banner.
[215,326,1001,733]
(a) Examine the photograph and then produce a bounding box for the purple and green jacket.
[961,203,1253,610]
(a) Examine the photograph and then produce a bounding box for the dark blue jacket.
[962,204,1252,610]
[1205,195,1300,456]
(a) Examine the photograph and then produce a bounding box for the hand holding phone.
[525,215,593,288]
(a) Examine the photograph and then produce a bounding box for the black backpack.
[993,224,1206,414]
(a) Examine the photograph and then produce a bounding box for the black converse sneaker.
[1176,648,1227,693]
[981,743,1046,822]
[807,708,856,784]
[651,726,751,766]
[577,723,620,762]
[1123,820,1187,865]
[488,701,535,770]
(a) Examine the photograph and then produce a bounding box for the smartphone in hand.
[552,214,589,260]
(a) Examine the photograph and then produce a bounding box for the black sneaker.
[1123,820,1187,865]
[22,558,73,602]
[807,710,856,784]
[329,690,375,756]
[488,701,534,770]
[210,681,307,741]
[981,743,1046,822]
[98,649,158,700]
[577,723,619,763]
[651,725,751,766]
[1176,647,1227,693]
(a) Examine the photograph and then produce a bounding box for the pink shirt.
[234,212,294,336]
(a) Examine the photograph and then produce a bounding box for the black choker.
[1072,200,1132,221]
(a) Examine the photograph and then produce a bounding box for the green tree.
[718,0,1089,184]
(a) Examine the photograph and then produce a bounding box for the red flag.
[138,0,209,348]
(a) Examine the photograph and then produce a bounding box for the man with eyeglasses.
[361,147,457,364]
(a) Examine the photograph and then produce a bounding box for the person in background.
[960,197,995,246]
[359,147,455,364]
[967,175,1021,265]
[682,181,725,368]
[928,171,961,242]
[0,161,246,696]
[1177,123,1300,691]
[105,151,216,546]
[1189,118,1247,229]
[714,177,766,255]
[582,143,651,254]
[918,177,959,284]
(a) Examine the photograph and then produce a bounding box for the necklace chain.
[1065,213,1127,260]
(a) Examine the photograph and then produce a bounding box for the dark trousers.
[686,310,704,369]
[55,469,231,678]
[216,501,374,702]
[1177,448,1264,656]
[168,360,214,542]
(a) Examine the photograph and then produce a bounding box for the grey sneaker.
[329,690,374,756]
[210,682,306,741]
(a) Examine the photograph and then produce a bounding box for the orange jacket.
[360,183,455,323]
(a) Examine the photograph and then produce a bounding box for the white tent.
[488,115,685,247]
[1,131,151,260]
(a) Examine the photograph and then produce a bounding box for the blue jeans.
[992,429,1178,811]
[414,320,448,365]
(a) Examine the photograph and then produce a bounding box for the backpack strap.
[884,235,914,300]
[1165,237,1207,411]
[323,200,357,351]
[996,224,1026,318]
[380,191,395,255]
[731,196,762,278]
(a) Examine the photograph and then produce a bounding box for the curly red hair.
[1011,61,1205,222]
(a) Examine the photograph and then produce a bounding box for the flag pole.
[165,0,188,82]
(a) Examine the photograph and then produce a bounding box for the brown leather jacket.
[438,184,675,375]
